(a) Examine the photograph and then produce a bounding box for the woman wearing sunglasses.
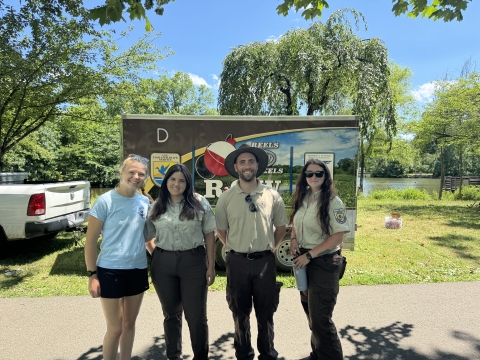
[289,158,350,360]
[144,164,216,360]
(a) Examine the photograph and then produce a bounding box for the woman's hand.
[88,276,101,298]
[293,253,310,269]
[290,237,300,259]
[206,267,216,287]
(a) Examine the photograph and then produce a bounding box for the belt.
[156,245,204,254]
[300,248,341,257]
[229,250,272,260]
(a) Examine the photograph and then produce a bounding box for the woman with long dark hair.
[289,159,350,360]
[145,164,216,360]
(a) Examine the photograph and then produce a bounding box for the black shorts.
[97,266,149,299]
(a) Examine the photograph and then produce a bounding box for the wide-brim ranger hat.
[224,144,268,178]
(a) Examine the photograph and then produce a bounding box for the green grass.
[1,194,480,297]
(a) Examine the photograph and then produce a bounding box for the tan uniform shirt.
[293,190,350,256]
[215,182,288,253]
[144,194,216,251]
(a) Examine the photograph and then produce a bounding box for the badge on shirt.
[258,199,266,210]
[138,206,146,219]
[333,208,347,224]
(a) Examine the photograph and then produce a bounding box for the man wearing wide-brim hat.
[216,144,287,360]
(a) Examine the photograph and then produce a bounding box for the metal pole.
[191,146,195,191]
[290,146,293,194]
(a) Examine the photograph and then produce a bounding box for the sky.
[87,0,480,107]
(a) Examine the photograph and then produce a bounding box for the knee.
[106,324,123,339]
[122,318,137,332]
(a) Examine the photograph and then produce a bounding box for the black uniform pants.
[226,251,281,360]
[150,246,209,360]
[300,249,344,360]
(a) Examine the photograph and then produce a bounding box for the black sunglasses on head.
[305,171,325,178]
[245,194,257,212]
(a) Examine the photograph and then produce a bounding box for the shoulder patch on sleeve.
[333,208,347,224]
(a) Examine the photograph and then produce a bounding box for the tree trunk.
[458,149,463,199]
[358,143,365,192]
[0,149,5,172]
[438,146,445,200]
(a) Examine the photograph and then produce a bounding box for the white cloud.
[188,73,212,88]
[266,35,280,42]
[411,82,438,103]
[211,74,220,90]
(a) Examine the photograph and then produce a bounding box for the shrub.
[369,188,432,200]
[454,186,480,201]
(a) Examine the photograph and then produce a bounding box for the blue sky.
[235,129,359,166]
[89,0,479,106]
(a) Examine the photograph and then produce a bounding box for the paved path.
[1,282,480,360]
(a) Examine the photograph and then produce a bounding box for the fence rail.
[442,176,480,192]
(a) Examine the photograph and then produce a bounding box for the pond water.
[360,177,440,196]
[91,177,441,198]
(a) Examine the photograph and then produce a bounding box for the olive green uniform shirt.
[293,190,350,256]
[144,194,216,251]
[215,182,288,253]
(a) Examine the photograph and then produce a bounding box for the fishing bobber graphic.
[204,134,236,176]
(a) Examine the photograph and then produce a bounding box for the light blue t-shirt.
[90,190,150,269]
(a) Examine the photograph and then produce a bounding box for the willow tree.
[218,10,397,183]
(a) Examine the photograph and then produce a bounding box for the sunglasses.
[305,171,325,178]
[128,154,149,163]
[245,194,257,212]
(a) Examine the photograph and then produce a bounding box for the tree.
[105,72,217,116]
[359,62,417,186]
[0,1,169,170]
[413,71,480,199]
[219,10,397,183]
[84,0,472,29]
[277,0,473,22]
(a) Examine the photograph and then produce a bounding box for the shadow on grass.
[341,322,480,360]
[49,245,86,276]
[446,220,480,231]
[0,233,77,265]
[429,234,480,261]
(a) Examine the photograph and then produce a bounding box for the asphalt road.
[1,281,479,360]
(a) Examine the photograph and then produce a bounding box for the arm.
[204,231,216,286]
[84,216,103,298]
[289,226,300,257]
[273,225,287,249]
[145,239,155,255]
[217,229,227,245]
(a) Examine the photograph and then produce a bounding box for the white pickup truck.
[0,172,90,253]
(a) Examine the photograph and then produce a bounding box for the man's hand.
[206,267,216,287]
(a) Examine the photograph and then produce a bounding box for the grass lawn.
[1,198,479,297]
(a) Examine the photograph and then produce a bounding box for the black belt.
[300,248,341,257]
[156,245,204,254]
[229,250,272,260]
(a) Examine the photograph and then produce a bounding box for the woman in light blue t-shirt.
[85,154,151,360]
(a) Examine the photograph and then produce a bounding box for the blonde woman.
[85,154,151,360]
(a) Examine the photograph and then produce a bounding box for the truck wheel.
[275,239,293,272]
[0,232,11,259]
[215,239,227,269]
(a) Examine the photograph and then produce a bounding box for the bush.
[369,188,432,200]
[454,186,480,201]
